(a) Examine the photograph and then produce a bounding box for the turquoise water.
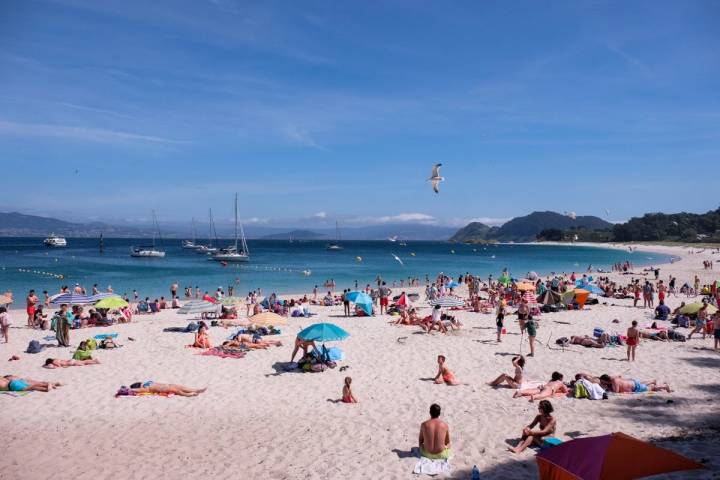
[0,238,672,299]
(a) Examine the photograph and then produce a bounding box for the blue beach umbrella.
[298,323,349,342]
[50,293,94,305]
[344,291,373,315]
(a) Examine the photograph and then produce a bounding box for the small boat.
[211,194,249,263]
[182,218,201,249]
[43,234,67,247]
[398,241,407,246]
[326,221,344,251]
[131,211,165,258]
[195,208,219,254]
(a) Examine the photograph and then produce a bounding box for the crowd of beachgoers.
[1,244,719,478]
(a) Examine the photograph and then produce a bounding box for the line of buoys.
[16,268,64,279]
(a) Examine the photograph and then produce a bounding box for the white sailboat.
[196,209,219,254]
[182,218,200,249]
[212,194,249,262]
[326,221,344,251]
[131,211,166,258]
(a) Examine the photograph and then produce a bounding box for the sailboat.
[131,211,166,258]
[196,209,219,254]
[182,218,200,249]
[326,221,344,251]
[212,194,249,262]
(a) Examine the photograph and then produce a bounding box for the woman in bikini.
[433,355,460,386]
[626,320,640,361]
[128,381,206,397]
[508,400,556,453]
[513,372,568,402]
[488,355,525,388]
[192,321,212,349]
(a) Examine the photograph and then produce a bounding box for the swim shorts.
[632,380,648,393]
[526,321,537,337]
[8,379,29,391]
[380,297,389,306]
[714,329,720,340]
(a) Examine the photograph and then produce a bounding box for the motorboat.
[43,234,67,247]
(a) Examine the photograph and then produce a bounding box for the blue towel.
[94,333,118,340]
[327,347,344,361]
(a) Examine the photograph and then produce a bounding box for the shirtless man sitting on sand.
[433,355,460,385]
[598,374,672,394]
[1,375,62,392]
[419,403,451,460]
[44,358,100,369]
[128,381,206,397]
[514,372,569,402]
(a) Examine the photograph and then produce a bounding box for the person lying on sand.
[1,375,62,392]
[223,333,282,349]
[44,358,100,369]
[433,355,460,385]
[128,381,206,397]
[508,400,556,453]
[513,372,568,402]
[570,335,607,348]
[488,355,525,388]
[598,374,672,394]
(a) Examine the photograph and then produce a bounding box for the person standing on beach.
[342,289,350,317]
[633,282,641,307]
[419,404,451,460]
[313,285,318,301]
[26,289,38,328]
[379,282,391,315]
[0,307,10,343]
[626,320,640,361]
[54,304,71,347]
[525,314,538,357]
[42,290,49,307]
[171,282,178,298]
[688,302,708,340]
[495,299,505,342]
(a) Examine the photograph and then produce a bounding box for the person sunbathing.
[191,321,212,348]
[513,372,569,402]
[508,400,556,453]
[223,333,282,349]
[128,381,206,397]
[1,374,62,392]
[488,355,525,388]
[570,335,607,348]
[598,374,672,394]
[433,355,460,385]
[639,329,669,341]
[44,358,100,369]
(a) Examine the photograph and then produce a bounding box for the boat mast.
[209,208,217,247]
[234,193,239,252]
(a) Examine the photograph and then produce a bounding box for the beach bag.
[26,340,44,354]
[542,437,563,449]
[555,337,569,346]
[73,349,92,361]
[311,363,328,372]
[574,382,590,399]
[593,328,604,338]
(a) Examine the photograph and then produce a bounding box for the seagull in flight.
[428,163,444,193]
[391,253,404,266]
[388,235,398,242]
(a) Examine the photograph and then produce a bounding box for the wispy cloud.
[0,120,184,145]
[282,124,326,150]
[373,213,436,225]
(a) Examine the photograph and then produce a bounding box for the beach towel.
[199,347,247,359]
[94,333,118,340]
[326,346,344,361]
[115,388,173,398]
[0,391,32,397]
[413,455,451,477]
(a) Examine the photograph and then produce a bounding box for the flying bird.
[388,235,398,242]
[391,253,404,266]
[428,163,444,194]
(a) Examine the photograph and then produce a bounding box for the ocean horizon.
[0,237,673,299]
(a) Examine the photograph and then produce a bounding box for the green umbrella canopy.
[94,297,129,309]
[679,302,718,315]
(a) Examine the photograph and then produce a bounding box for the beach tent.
[536,431,704,480]
[537,290,562,305]
[298,323,349,342]
[250,312,287,326]
[679,302,718,315]
[345,291,373,315]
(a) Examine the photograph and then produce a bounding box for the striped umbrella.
[522,291,538,304]
[429,297,465,308]
[249,312,287,326]
[177,300,217,315]
[50,293,94,305]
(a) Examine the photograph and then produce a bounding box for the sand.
[1,243,719,479]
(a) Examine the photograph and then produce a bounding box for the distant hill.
[260,229,327,240]
[0,211,149,237]
[612,208,720,242]
[450,211,613,243]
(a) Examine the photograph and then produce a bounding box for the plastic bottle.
[471,465,480,480]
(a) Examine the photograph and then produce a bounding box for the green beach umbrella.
[94,297,129,309]
[679,302,718,315]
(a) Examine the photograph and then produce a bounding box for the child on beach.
[0,307,10,343]
[342,377,358,403]
[192,321,212,349]
[496,300,506,342]
[626,320,640,361]
[433,355,460,385]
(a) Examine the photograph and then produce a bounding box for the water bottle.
[471,465,480,480]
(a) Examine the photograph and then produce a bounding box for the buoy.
[410,252,416,257]
[356,256,362,262]
[450,250,455,254]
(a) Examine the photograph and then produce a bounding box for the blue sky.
[0,0,718,229]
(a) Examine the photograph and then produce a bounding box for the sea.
[0,238,673,299]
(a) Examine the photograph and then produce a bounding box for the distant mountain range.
[449,211,613,243]
[0,211,150,237]
[260,229,327,240]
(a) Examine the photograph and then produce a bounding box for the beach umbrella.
[50,293,94,305]
[537,290,562,305]
[177,300,216,314]
[94,297,129,309]
[516,282,536,292]
[222,296,245,307]
[528,271,538,280]
[88,292,117,302]
[522,291,537,305]
[345,291,373,315]
[298,323,349,342]
[0,293,13,305]
[679,302,718,315]
[249,311,287,326]
[498,275,512,287]
[395,293,409,307]
[429,297,465,308]
[536,431,704,480]
[446,281,459,289]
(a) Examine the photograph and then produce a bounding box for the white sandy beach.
[1,243,719,480]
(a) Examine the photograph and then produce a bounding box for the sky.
[0,0,719,229]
